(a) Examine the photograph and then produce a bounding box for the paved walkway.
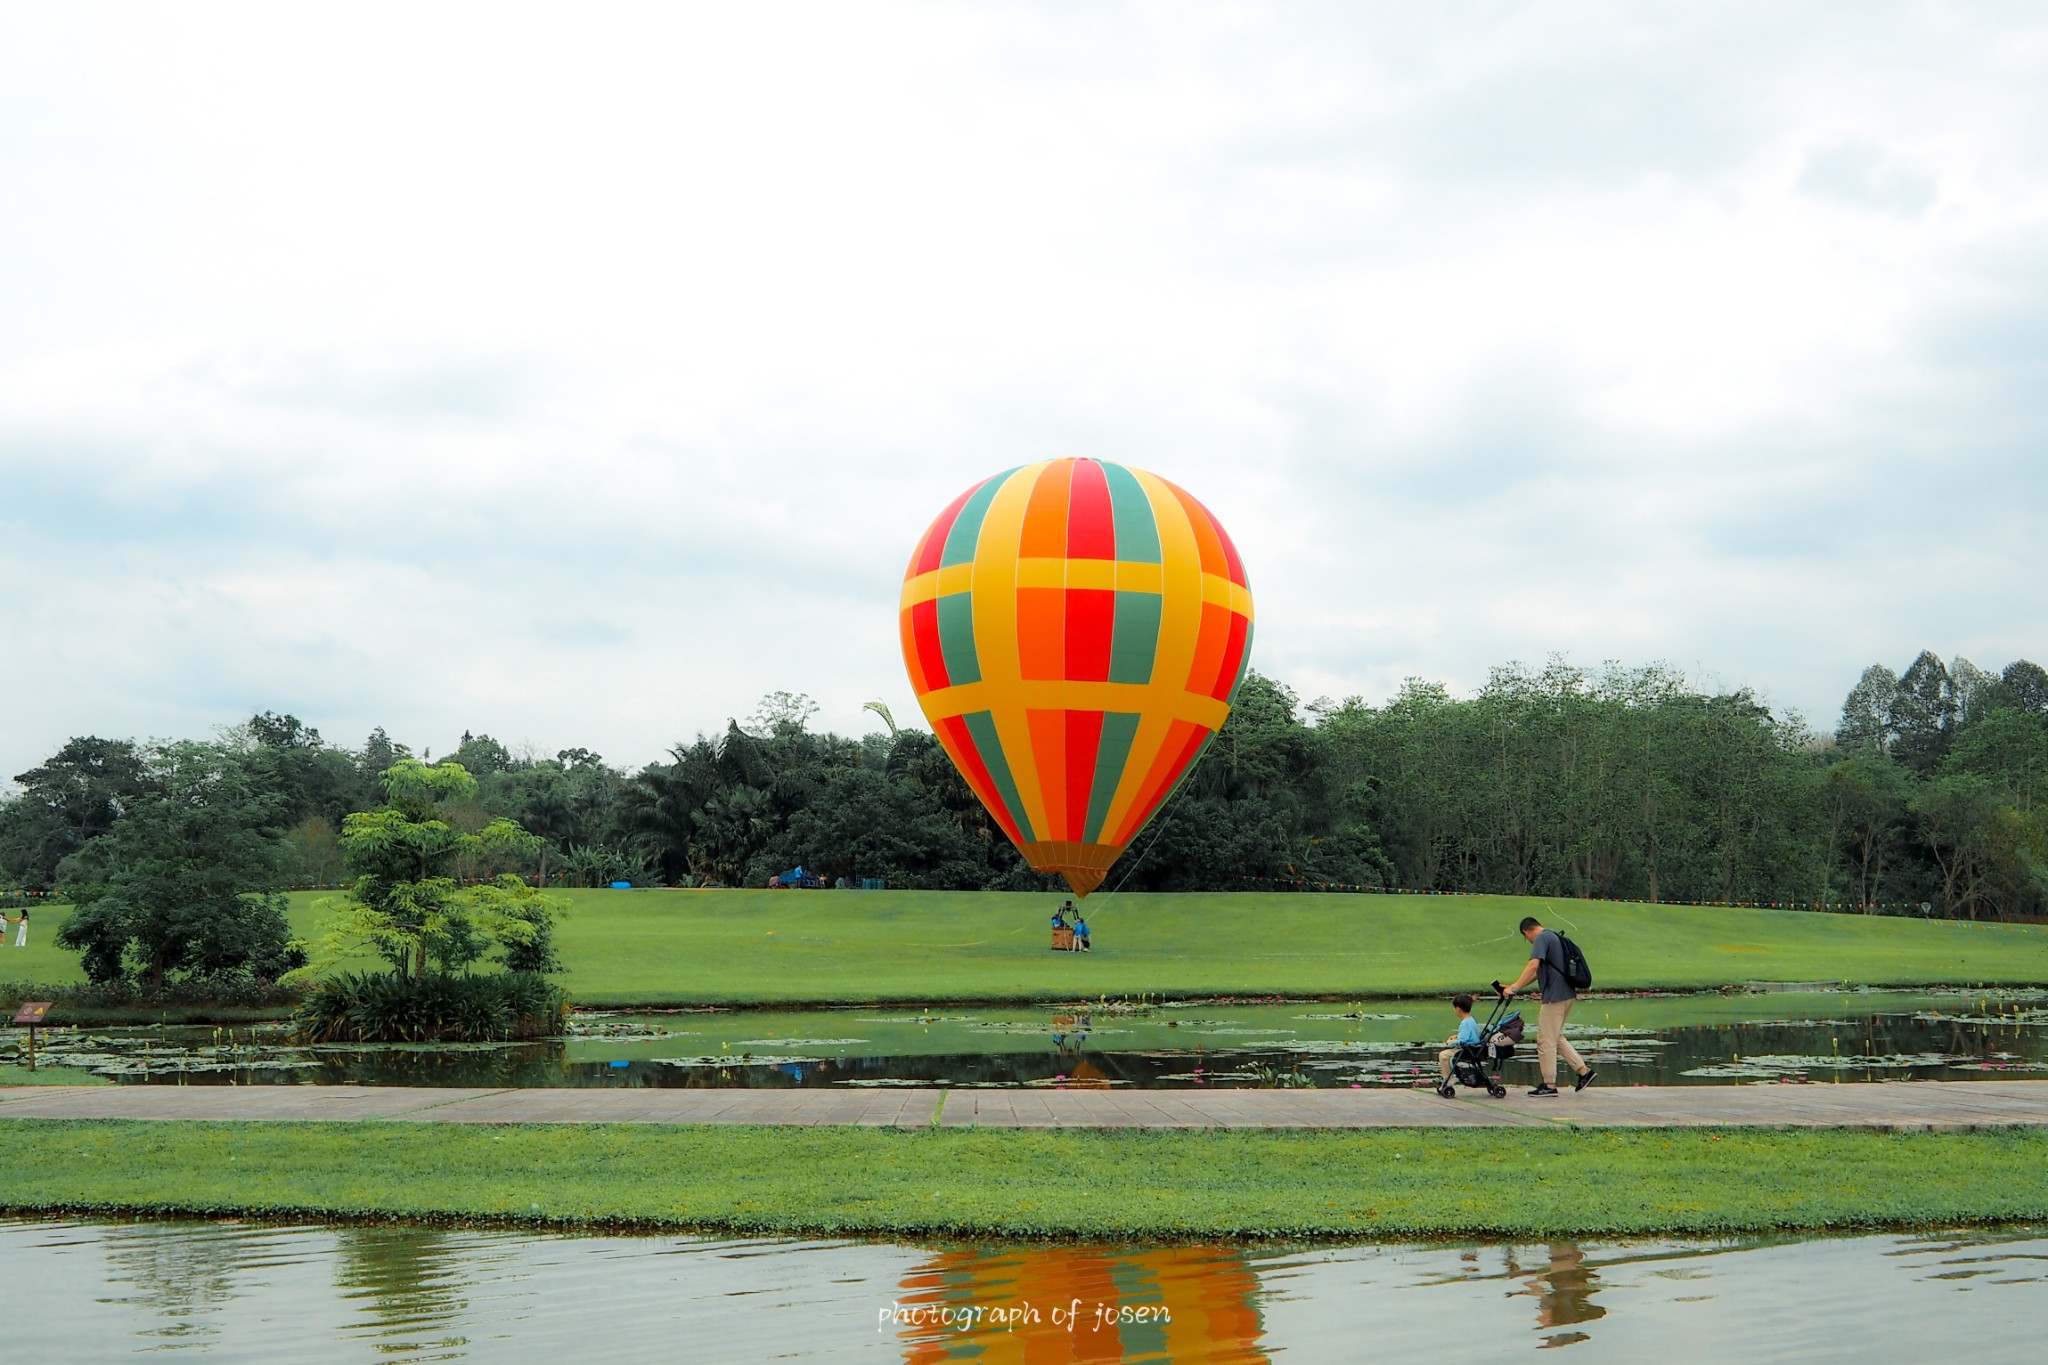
[5,1079,2048,1131]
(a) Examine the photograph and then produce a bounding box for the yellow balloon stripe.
[899,563,975,607]
[912,680,1231,730]
[904,563,1233,612]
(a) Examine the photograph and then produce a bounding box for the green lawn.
[9,889,2048,1007]
[0,1066,109,1086]
[5,1118,2045,1239]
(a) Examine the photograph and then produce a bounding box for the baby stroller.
[1435,985,1525,1099]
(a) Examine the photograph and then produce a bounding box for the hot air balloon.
[899,458,1254,897]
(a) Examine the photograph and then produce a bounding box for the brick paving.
[4,1079,2047,1131]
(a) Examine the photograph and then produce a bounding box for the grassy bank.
[5,1119,2047,1239]
[0,1067,109,1086]
[12,889,2048,1009]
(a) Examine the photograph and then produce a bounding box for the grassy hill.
[9,889,2046,1006]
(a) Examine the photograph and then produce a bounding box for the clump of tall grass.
[295,971,568,1043]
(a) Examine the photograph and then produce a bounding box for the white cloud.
[3,2,2046,782]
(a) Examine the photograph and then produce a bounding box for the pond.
[3,1216,2044,1359]
[10,989,2048,1091]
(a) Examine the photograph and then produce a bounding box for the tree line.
[3,651,2044,931]
[1317,653,2046,919]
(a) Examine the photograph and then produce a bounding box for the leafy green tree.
[0,797,68,891]
[1928,707,2048,919]
[616,714,849,887]
[240,711,375,826]
[2002,660,2048,717]
[1837,664,1900,754]
[0,737,152,889]
[1320,681,1470,890]
[449,732,515,778]
[1892,650,1959,773]
[513,769,577,886]
[1952,657,1999,726]
[52,741,303,988]
[359,726,411,778]
[470,750,626,885]
[1820,753,1914,908]
[759,766,988,888]
[1111,673,1392,893]
[285,817,346,886]
[746,690,820,738]
[1914,773,2004,918]
[317,759,561,981]
[1945,708,2048,814]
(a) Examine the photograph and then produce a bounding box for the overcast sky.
[3,2,2044,783]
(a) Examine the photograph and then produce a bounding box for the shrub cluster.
[295,971,568,1043]
[0,976,305,1012]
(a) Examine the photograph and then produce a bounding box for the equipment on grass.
[899,458,1254,897]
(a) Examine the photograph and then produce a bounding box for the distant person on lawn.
[10,905,25,948]
[1502,917,1594,1096]
[1073,914,1090,952]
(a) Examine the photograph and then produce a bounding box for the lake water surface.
[3,1217,2043,1360]
[15,988,2048,1091]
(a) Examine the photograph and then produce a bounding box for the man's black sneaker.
[1575,1068,1598,1092]
[1527,1085,1560,1097]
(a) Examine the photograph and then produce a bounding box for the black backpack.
[1554,933,1593,990]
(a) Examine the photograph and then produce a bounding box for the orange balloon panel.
[900,459,1254,896]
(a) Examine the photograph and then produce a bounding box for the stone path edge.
[4,1079,2048,1132]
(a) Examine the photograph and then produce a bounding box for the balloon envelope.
[899,459,1254,896]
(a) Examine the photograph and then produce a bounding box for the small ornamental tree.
[316,759,564,982]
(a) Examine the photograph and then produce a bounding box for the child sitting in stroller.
[1437,994,1482,1084]
[1435,986,1524,1099]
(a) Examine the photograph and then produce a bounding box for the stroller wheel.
[1487,1084,1507,1098]
[1437,1083,1456,1098]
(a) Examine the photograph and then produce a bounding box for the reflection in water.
[334,1225,471,1357]
[1507,1243,1606,1348]
[98,1219,283,1345]
[895,1245,1266,1363]
[4,1219,2047,1359]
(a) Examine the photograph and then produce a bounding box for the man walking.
[1502,916,1594,1096]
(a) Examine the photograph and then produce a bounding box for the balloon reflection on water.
[893,1245,1267,1364]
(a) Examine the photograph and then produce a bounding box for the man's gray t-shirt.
[1529,928,1576,1003]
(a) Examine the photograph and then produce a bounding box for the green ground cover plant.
[296,970,567,1043]
[5,1119,2046,1239]
[11,888,2048,1010]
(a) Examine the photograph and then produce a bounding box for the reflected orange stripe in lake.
[896,1244,1267,1363]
